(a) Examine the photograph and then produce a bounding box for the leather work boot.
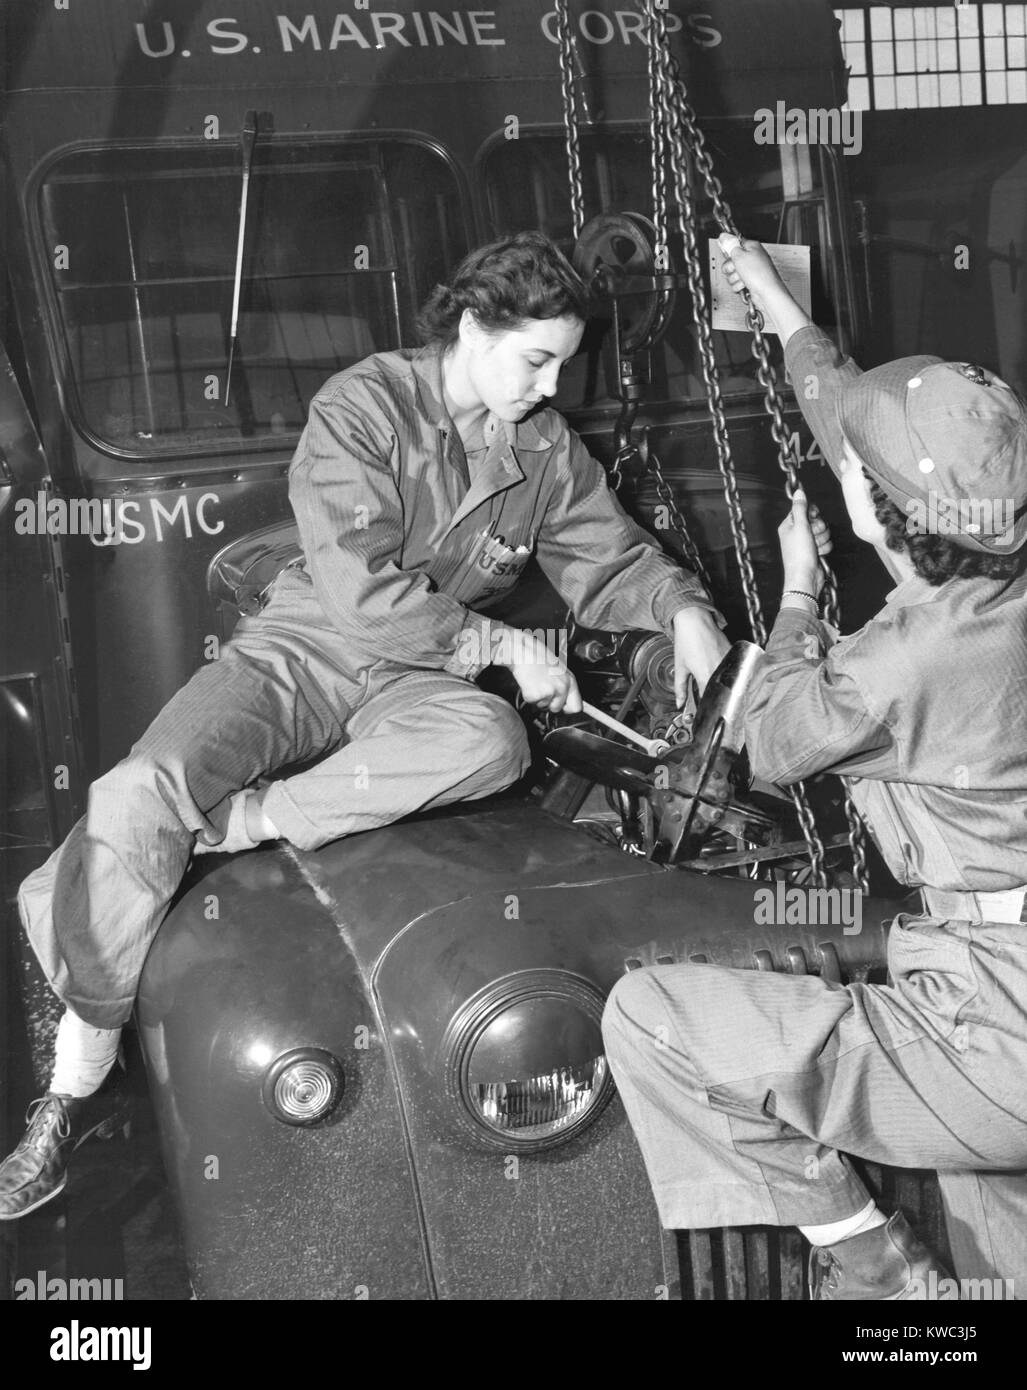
[0,1085,129,1221]
[809,1212,955,1300]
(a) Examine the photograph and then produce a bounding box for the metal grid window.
[835,4,1027,109]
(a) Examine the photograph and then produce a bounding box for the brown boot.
[809,1212,955,1300]
[0,1081,132,1221]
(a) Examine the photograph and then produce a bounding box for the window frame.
[28,132,474,468]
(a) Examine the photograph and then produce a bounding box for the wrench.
[580,701,670,758]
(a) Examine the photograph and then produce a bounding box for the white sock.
[49,1009,122,1099]
[799,1198,887,1248]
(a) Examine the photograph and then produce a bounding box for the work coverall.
[20,343,714,1031]
[603,325,1027,1289]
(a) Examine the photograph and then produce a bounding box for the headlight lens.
[262,1048,344,1125]
[445,973,614,1150]
[471,1055,609,1141]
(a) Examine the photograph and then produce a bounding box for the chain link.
[641,2,868,890]
[548,2,869,891]
[554,0,586,241]
[650,29,764,644]
[645,2,669,272]
[644,3,833,888]
[648,448,714,595]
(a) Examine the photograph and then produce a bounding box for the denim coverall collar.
[409,343,555,451]
[881,573,947,610]
[410,343,554,534]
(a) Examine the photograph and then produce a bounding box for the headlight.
[444,971,613,1151]
[262,1048,344,1126]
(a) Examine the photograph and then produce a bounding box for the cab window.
[482,127,847,414]
[37,141,468,461]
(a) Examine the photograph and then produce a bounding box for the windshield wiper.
[224,109,259,407]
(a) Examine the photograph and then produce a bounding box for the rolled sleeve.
[783,325,863,485]
[534,432,720,636]
[290,388,478,672]
[743,609,895,785]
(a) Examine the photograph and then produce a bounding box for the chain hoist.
[647,28,828,889]
[553,2,869,891]
[554,0,586,242]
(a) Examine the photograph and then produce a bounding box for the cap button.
[918,458,935,474]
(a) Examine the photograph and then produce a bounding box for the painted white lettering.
[371,13,411,47]
[135,21,175,58]
[468,11,504,45]
[150,495,192,543]
[330,13,371,47]
[430,12,467,45]
[277,14,321,51]
[614,9,646,44]
[207,18,248,54]
[580,10,615,43]
[196,493,225,536]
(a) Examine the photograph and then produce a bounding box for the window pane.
[875,74,898,108]
[39,143,467,460]
[872,39,895,74]
[848,76,872,109]
[917,72,941,105]
[847,40,867,75]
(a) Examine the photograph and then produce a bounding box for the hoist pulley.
[572,211,676,358]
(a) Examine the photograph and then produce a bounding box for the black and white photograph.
[0,0,1024,1347]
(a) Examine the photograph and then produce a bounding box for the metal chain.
[554,0,586,241]
[644,2,669,271]
[646,4,830,889]
[651,34,764,645]
[648,449,714,595]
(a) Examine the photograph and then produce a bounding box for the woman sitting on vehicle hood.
[0,231,728,1220]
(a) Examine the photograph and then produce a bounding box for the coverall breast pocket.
[459,531,532,603]
[886,913,985,1041]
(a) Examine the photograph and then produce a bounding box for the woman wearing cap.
[0,231,729,1221]
[603,235,1027,1300]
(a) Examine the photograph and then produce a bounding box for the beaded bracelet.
[782,589,820,606]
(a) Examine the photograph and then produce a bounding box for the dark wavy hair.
[416,232,591,346]
[865,470,1027,585]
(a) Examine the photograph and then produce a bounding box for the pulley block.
[572,211,676,356]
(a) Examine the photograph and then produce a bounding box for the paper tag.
[709,241,812,335]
